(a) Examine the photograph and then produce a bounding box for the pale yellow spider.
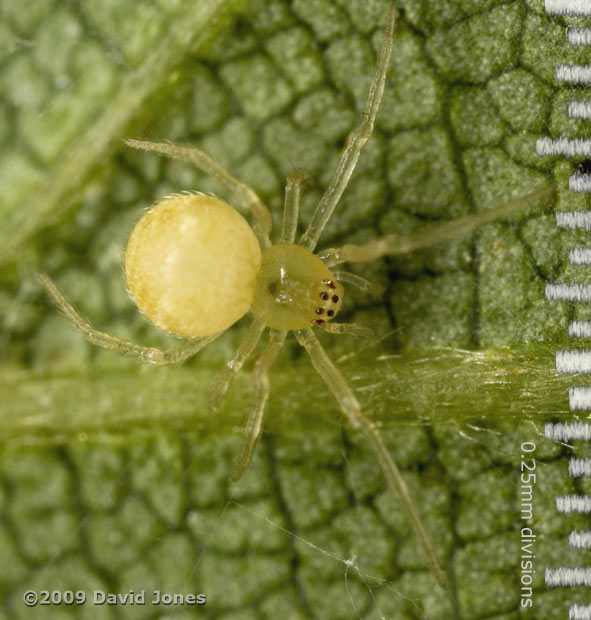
[39,4,551,589]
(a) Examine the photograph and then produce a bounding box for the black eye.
[268,281,279,295]
[315,307,324,314]
[320,292,329,301]
[327,310,334,317]
[312,319,325,325]
[332,295,339,303]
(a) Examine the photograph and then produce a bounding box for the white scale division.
[541,1,591,615]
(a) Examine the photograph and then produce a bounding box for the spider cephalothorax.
[251,244,344,330]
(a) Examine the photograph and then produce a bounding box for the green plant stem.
[0,346,572,446]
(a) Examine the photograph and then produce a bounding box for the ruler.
[540,0,591,617]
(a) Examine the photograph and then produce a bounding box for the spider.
[39,3,552,589]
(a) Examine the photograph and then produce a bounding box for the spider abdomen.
[125,194,261,338]
[251,244,344,330]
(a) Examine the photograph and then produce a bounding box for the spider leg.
[124,139,272,247]
[280,169,314,244]
[39,273,219,364]
[333,271,385,300]
[232,329,287,481]
[318,184,554,267]
[299,3,396,252]
[321,322,374,338]
[210,318,266,411]
[294,327,447,589]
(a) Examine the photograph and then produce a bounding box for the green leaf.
[1,1,590,618]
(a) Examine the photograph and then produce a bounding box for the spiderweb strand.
[295,328,447,589]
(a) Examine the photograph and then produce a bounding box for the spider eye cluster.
[251,244,344,331]
[312,280,340,325]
